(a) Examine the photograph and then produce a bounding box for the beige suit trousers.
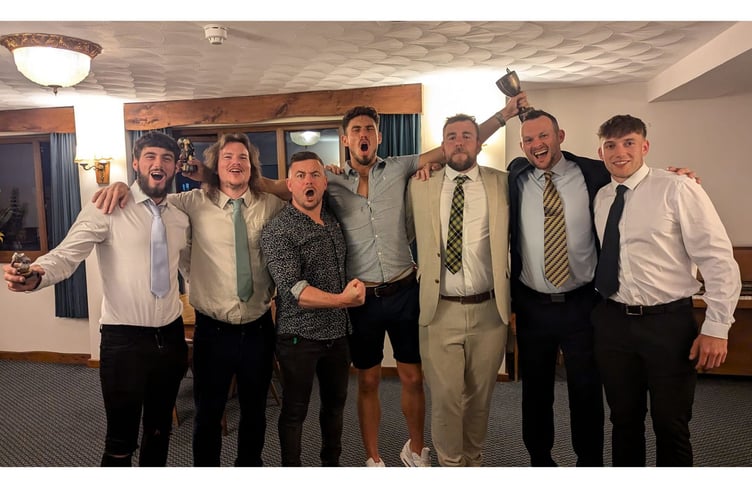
[419,297,507,466]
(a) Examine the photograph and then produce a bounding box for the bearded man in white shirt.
[591,114,741,467]
[3,132,190,467]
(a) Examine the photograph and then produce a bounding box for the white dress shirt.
[168,188,285,325]
[439,165,493,297]
[593,164,741,338]
[34,182,190,327]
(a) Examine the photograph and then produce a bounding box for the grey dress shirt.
[324,155,419,283]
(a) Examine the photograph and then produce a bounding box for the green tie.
[445,175,469,274]
[543,171,569,287]
[232,199,253,302]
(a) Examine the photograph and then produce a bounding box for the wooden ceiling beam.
[124,84,422,130]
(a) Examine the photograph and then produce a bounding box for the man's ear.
[597,147,604,160]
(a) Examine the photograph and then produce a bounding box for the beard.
[446,153,476,172]
[137,171,172,199]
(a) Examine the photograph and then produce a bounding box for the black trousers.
[99,317,188,467]
[191,309,276,466]
[591,298,697,466]
[276,335,350,466]
[513,282,604,466]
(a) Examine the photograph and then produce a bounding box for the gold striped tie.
[445,175,468,274]
[543,171,569,287]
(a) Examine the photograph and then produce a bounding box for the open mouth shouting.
[532,146,549,162]
[149,170,166,182]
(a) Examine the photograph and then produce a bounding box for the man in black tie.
[591,114,741,466]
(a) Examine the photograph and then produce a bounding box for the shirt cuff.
[700,318,731,340]
[290,280,310,301]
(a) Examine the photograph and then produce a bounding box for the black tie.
[595,184,627,299]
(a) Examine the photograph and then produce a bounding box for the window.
[284,128,340,176]
[0,137,50,262]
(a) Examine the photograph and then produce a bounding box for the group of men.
[4,89,740,468]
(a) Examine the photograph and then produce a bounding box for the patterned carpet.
[0,359,751,468]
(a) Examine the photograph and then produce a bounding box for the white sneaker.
[400,439,431,467]
[366,457,386,467]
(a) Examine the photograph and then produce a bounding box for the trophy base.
[518,106,534,122]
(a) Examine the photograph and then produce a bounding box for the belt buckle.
[550,293,565,303]
[625,305,643,316]
[372,283,390,298]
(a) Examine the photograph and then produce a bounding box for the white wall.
[2,79,750,359]
[1,98,128,359]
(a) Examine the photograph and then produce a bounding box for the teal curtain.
[376,114,421,261]
[49,133,88,318]
[377,114,420,156]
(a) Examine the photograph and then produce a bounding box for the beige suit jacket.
[408,166,511,327]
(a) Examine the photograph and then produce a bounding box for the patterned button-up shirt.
[260,202,350,340]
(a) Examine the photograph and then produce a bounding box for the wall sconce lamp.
[0,33,102,94]
[75,157,111,185]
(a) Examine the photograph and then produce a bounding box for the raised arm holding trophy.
[497,68,534,121]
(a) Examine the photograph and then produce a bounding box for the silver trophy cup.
[496,68,534,121]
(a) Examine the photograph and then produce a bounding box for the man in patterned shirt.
[261,151,365,466]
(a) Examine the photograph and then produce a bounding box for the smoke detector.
[204,25,228,45]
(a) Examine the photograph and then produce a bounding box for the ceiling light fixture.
[0,33,102,94]
[290,131,321,147]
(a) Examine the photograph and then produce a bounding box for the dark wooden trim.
[0,107,75,133]
[124,84,423,130]
[0,351,91,365]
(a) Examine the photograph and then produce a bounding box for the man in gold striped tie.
[508,110,610,466]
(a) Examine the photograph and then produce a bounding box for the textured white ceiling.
[0,21,746,112]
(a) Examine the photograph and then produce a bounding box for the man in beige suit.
[408,113,511,466]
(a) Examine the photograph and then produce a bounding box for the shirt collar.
[444,164,479,182]
[345,157,385,176]
[131,181,167,208]
[610,163,649,192]
[533,154,567,182]
[219,187,252,208]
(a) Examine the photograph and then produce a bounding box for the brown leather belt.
[365,270,417,298]
[440,290,495,304]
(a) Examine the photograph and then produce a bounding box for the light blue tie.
[146,200,169,298]
[232,199,253,302]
